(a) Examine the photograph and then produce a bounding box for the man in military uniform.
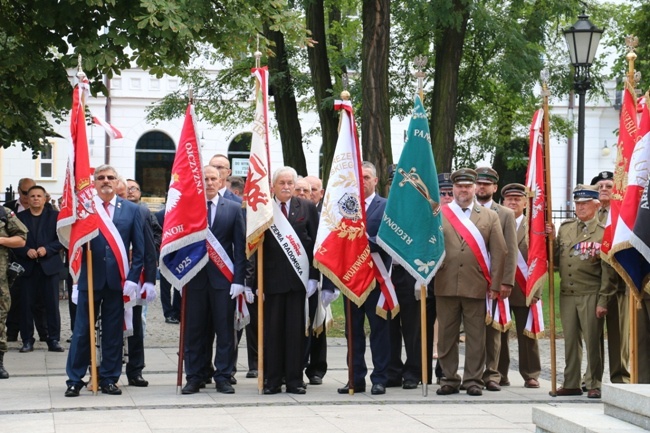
[0,204,28,378]
[474,167,517,391]
[590,171,629,385]
[552,184,617,399]
[497,183,542,388]
[435,168,506,397]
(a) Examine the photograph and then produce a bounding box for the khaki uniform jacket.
[489,202,517,287]
[435,204,507,299]
[554,216,617,308]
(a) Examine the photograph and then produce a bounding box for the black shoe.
[182,381,202,394]
[65,383,83,397]
[229,375,237,385]
[287,386,306,394]
[66,336,72,343]
[371,384,386,395]
[402,380,418,390]
[128,375,149,387]
[337,383,366,394]
[216,381,235,394]
[101,383,122,395]
[165,317,180,324]
[19,341,34,353]
[263,386,282,395]
[48,341,65,353]
[309,375,323,385]
[246,370,258,378]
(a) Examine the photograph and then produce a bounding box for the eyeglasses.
[19,189,29,196]
[212,165,229,171]
[96,175,116,181]
[440,191,453,197]
[295,188,310,192]
[128,186,140,192]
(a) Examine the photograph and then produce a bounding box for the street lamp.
[563,13,603,185]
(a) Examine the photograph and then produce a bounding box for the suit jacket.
[13,207,63,276]
[435,204,506,299]
[137,205,157,284]
[366,194,391,271]
[222,189,243,204]
[187,196,246,290]
[263,197,319,294]
[489,202,517,287]
[78,197,144,291]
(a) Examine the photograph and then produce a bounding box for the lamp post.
[563,13,603,185]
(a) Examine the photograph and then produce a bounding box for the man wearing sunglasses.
[65,165,144,397]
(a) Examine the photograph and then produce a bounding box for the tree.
[0,0,302,155]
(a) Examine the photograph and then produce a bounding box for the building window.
[38,141,54,179]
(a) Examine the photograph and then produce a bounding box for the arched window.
[228,132,252,177]
[135,131,175,200]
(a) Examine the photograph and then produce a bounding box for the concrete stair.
[533,384,650,432]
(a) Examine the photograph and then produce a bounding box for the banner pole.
[257,247,265,394]
[420,285,428,396]
[345,298,355,395]
[86,246,98,395]
[176,285,187,394]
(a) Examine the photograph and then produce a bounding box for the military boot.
[0,352,9,379]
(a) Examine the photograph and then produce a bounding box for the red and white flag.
[522,108,547,338]
[243,67,274,257]
[313,100,376,306]
[56,79,99,282]
[158,104,209,289]
[92,116,123,140]
[611,95,650,295]
[602,80,639,258]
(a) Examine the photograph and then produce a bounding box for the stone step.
[603,384,650,430]
[532,405,646,433]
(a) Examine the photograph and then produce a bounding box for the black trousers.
[19,266,60,343]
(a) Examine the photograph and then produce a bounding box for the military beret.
[476,167,499,184]
[438,172,452,189]
[501,183,527,197]
[450,168,477,185]
[590,171,613,185]
[573,184,600,202]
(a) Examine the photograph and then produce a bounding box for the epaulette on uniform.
[560,218,576,226]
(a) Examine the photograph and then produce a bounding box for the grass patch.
[326,271,563,339]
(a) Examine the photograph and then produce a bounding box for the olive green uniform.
[0,206,29,354]
[554,216,617,390]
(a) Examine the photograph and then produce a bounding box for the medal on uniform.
[573,243,581,256]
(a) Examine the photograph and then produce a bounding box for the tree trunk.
[361,0,392,191]
[306,0,338,185]
[264,25,308,175]
[429,0,470,173]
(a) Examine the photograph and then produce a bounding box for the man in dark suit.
[64,165,144,397]
[210,154,243,205]
[13,185,64,353]
[5,177,48,343]
[156,208,181,324]
[262,166,319,395]
[181,165,246,394]
[337,161,391,395]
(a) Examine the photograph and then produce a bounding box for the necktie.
[103,201,110,217]
[281,202,288,218]
[207,201,213,227]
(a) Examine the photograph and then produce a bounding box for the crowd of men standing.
[0,162,646,401]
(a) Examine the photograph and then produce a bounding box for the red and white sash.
[515,249,528,295]
[371,252,399,319]
[268,201,309,290]
[442,202,491,286]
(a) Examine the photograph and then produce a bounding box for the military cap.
[476,167,499,184]
[438,172,452,189]
[590,171,614,186]
[450,168,477,185]
[573,184,600,202]
[501,183,527,197]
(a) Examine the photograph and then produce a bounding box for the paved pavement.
[0,287,607,432]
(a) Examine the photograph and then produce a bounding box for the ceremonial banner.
[602,81,638,257]
[523,108,548,337]
[377,95,445,287]
[618,96,650,295]
[314,99,375,306]
[243,67,274,257]
[630,181,650,295]
[159,104,208,289]
[56,81,99,282]
[92,116,123,139]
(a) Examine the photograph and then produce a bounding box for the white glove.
[229,283,245,299]
[244,286,255,304]
[307,279,319,298]
[414,282,423,301]
[123,280,138,301]
[321,288,340,308]
[143,282,157,303]
[71,285,79,305]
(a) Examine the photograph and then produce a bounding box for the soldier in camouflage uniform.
[552,185,617,399]
[0,205,29,379]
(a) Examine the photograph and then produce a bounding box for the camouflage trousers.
[0,278,9,353]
